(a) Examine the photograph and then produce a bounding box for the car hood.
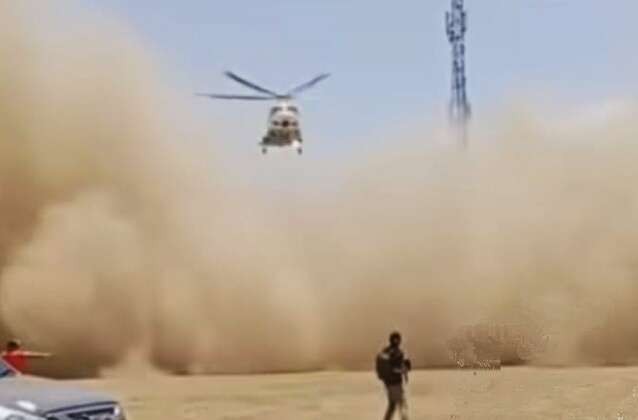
[0,376,116,415]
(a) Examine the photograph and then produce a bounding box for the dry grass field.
[75,367,638,419]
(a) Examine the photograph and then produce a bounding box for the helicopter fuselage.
[261,100,303,152]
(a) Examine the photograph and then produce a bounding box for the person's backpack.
[375,351,392,382]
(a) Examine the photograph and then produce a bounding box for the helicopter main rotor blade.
[224,71,279,97]
[287,73,330,96]
[196,93,273,100]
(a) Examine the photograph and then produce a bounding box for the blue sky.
[88,0,638,159]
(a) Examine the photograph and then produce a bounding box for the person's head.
[389,331,402,348]
[6,339,21,352]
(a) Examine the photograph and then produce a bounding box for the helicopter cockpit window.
[288,106,299,113]
[270,106,283,116]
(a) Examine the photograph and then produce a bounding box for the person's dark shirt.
[380,345,408,386]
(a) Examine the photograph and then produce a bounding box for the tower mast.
[446,0,471,148]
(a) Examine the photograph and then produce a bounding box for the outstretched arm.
[22,351,52,359]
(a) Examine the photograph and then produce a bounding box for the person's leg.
[399,394,408,420]
[384,385,399,420]
[384,399,396,420]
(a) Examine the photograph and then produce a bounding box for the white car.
[0,358,126,420]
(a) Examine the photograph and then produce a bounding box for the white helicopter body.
[197,71,329,155]
[263,100,302,153]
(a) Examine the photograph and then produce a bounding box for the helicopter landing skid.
[259,138,303,155]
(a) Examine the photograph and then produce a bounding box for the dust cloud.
[0,2,637,378]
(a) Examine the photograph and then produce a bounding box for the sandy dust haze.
[0,1,637,378]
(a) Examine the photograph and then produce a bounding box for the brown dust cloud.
[0,2,637,378]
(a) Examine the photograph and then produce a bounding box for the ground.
[75,367,638,419]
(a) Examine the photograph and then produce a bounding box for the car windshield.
[0,359,16,378]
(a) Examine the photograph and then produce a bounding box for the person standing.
[376,331,412,420]
[1,339,52,374]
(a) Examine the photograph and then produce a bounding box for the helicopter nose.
[281,119,291,128]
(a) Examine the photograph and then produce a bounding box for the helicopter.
[197,71,330,155]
